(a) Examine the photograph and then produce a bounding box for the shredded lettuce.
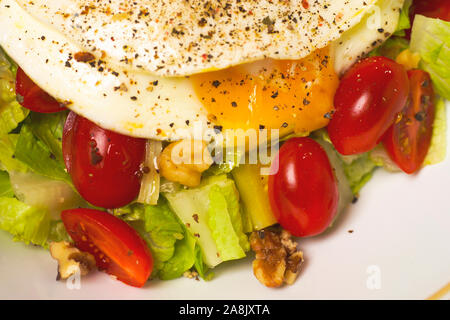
[410,15,450,100]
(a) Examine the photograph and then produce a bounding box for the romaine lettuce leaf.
[0,134,28,172]
[14,123,71,183]
[115,200,199,280]
[28,111,68,162]
[410,15,450,100]
[393,0,412,36]
[207,185,246,261]
[424,98,447,166]
[0,171,13,197]
[0,196,51,247]
[164,175,249,268]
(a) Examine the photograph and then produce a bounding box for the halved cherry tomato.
[61,208,153,287]
[268,137,339,237]
[15,68,66,113]
[382,70,435,174]
[328,56,410,155]
[63,112,146,208]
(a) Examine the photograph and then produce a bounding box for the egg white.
[0,0,402,141]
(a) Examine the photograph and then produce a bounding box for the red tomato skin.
[63,112,146,208]
[328,56,410,155]
[382,70,435,174]
[15,68,66,113]
[268,137,339,237]
[61,208,153,287]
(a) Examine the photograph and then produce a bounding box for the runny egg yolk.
[192,46,339,137]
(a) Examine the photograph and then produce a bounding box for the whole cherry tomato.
[63,112,146,208]
[61,208,153,287]
[328,56,410,155]
[15,68,66,113]
[268,137,339,237]
[383,70,435,174]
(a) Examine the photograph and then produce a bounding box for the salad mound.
[0,1,449,288]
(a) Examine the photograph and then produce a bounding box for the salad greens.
[410,15,450,100]
[0,5,448,284]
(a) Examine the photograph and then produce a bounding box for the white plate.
[1,103,449,300]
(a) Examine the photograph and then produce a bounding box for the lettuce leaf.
[207,185,246,261]
[28,111,68,162]
[0,171,13,197]
[164,175,249,268]
[115,200,199,280]
[0,134,28,172]
[0,196,51,247]
[410,15,450,100]
[393,0,412,36]
[424,98,447,165]
[14,123,71,183]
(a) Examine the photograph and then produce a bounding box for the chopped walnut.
[50,241,96,280]
[250,229,304,288]
[159,140,213,187]
[183,270,199,279]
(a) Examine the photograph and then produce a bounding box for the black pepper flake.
[130,96,137,101]
[231,101,238,107]
[281,122,288,128]
[169,123,175,128]
[112,71,119,77]
[186,120,190,125]
[212,80,221,88]
[324,111,334,120]
[352,196,358,204]
[213,125,223,132]
[65,61,72,68]
[414,111,426,122]
[377,28,384,33]
[271,91,279,99]
[303,98,310,105]
[153,80,159,86]
[259,125,265,130]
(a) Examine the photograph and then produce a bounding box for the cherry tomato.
[412,0,450,20]
[382,70,435,174]
[15,68,66,113]
[328,56,410,155]
[406,0,450,38]
[63,112,146,208]
[61,208,153,287]
[268,137,339,237]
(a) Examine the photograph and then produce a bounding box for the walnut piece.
[250,229,304,288]
[49,241,96,280]
[159,140,213,187]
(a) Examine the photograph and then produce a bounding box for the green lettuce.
[164,175,249,268]
[393,0,412,36]
[0,134,28,172]
[0,171,13,197]
[410,15,450,100]
[115,200,200,280]
[28,111,68,162]
[424,98,447,166]
[0,196,68,247]
[0,196,51,247]
[14,122,71,183]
